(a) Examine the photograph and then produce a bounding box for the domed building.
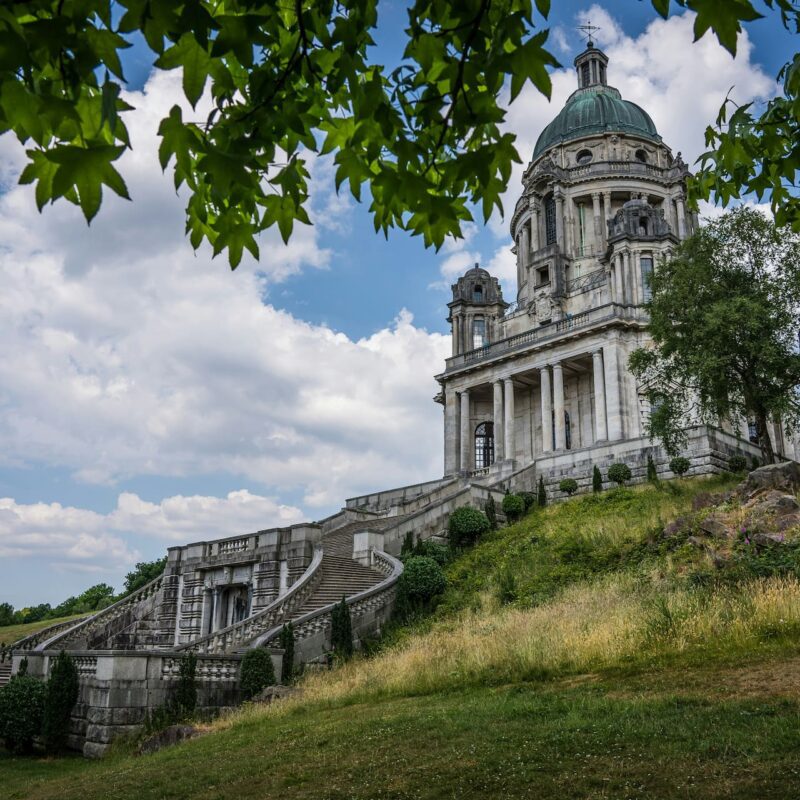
[435,42,774,488]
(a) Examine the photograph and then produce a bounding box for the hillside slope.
[6,473,800,800]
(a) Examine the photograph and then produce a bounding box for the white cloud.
[0,67,451,538]
[0,490,304,579]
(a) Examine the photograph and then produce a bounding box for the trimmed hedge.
[607,462,632,486]
[669,456,691,477]
[559,478,578,496]
[502,493,525,522]
[400,556,447,604]
[448,506,491,548]
[0,676,46,754]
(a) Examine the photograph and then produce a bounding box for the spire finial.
[577,20,601,49]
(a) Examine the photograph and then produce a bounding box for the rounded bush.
[400,556,447,603]
[559,478,578,496]
[0,676,46,754]
[607,462,632,486]
[669,456,691,477]
[502,493,525,522]
[520,492,537,511]
[240,648,276,699]
[448,506,491,548]
[729,454,748,473]
[413,539,452,566]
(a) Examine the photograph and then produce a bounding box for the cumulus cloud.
[0,67,450,536]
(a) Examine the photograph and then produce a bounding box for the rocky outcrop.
[741,462,800,496]
[137,725,203,755]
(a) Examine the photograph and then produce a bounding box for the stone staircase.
[0,660,11,687]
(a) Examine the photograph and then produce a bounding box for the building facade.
[436,42,780,487]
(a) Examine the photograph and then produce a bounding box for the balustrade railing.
[566,268,606,294]
[0,616,91,663]
[254,550,403,651]
[179,547,324,655]
[36,574,165,652]
[446,303,643,371]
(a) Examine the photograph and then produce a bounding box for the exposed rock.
[698,516,730,539]
[759,491,800,516]
[740,461,800,496]
[752,532,786,549]
[138,725,202,755]
[775,514,800,532]
[711,551,731,569]
[692,493,715,512]
[663,516,689,538]
[687,536,707,550]
[251,684,300,704]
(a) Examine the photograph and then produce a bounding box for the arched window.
[475,422,495,469]
[565,411,572,450]
[635,149,648,163]
[472,317,486,348]
[544,193,557,245]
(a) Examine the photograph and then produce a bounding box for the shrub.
[559,478,578,496]
[729,454,748,473]
[0,676,46,754]
[173,652,197,719]
[400,556,447,605]
[42,651,79,754]
[592,465,603,493]
[279,623,295,684]
[537,476,547,507]
[331,598,353,659]
[502,493,525,522]
[520,492,537,511]
[647,454,658,482]
[483,495,498,529]
[412,539,452,566]
[751,456,761,470]
[608,462,632,486]
[400,530,414,556]
[448,506,491,548]
[17,657,28,677]
[240,648,276,699]
[669,456,691,477]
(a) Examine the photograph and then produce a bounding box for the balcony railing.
[566,268,606,294]
[445,303,645,372]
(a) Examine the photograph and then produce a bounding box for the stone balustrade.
[179,547,324,655]
[1,615,91,663]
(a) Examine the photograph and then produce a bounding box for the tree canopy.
[1,1,798,267]
[629,206,800,463]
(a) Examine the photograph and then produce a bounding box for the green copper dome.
[532,87,661,159]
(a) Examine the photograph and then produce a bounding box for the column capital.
[591,190,601,200]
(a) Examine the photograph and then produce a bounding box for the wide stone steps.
[0,661,12,688]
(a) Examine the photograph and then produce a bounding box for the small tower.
[574,42,609,89]
[448,264,508,356]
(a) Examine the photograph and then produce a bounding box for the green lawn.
[0,615,84,648]
[4,655,800,800]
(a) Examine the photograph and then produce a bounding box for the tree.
[330,597,353,660]
[501,493,525,522]
[0,675,46,755]
[629,208,800,464]
[537,476,547,508]
[484,495,498,530]
[173,652,198,719]
[399,556,447,606]
[559,478,578,496]
[123,558,167,596]
[279,623,295,684]
[592,465,603,493]
[448,506,491,548]
[607,463,632,487]
[646,454,658,483]
[0,603,14,627]
[42,651,79,754]
[669,456,691,477]
[240,648,276,699]
[0,2,794,268]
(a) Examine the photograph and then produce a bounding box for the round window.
[576,149,593,165]
[635,149,648,163]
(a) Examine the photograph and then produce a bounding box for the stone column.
[460,390,471,472]
[603,342,623,440]
[592,350,608,442]
[624,250,636,305]
[444,388,459,475]
[555,190,565,247]
[451,316,459,354]
[553,362,565,450]
[617,252,626,304]
[676,194,687,239]
[530,202,540,251]
[602,191,611,248]
[503,377,515,461]
[521,224,530,268]
[592,192,602,253]
[493,380,504,462]
[540,366,553,452]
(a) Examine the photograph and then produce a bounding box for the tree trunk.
[756,411,775,464]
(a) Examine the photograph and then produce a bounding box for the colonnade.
[456,344,626,473]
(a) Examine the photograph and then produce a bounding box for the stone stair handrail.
[35,574,165,652]
[0,615,91,663]
[178,546,325,655]
[251,549,403,651]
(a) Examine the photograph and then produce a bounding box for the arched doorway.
[475,422,495,469]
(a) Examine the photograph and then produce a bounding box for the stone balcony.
[441,302,648,375]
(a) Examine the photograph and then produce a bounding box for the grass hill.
[5,474,800,799]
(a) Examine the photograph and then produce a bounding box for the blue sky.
[0,1,794,607]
